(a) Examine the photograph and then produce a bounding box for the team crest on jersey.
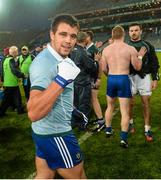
[76,152,81,160]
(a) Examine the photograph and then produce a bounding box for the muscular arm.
[101,49,108,76]
[27,82,63,122]
[27,58,80,122]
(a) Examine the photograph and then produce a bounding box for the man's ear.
[140,29,143,36]
[50,30,55,41]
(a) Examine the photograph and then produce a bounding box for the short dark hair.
[51,14,79,33]
[112,25,125,40]
[86,31,94,41]
[77,31,88,43]
[129,23,142,30]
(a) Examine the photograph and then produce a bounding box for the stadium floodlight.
[0,0,3,12]
[0,0,7,16]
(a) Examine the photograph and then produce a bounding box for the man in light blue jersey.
[27,14,86,179]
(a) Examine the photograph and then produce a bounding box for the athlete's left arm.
[101,49,108,76]
[149,44,160,81]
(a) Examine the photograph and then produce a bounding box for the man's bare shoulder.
[126,43,137,52]
[102,44,113,54]
[121,43,136,54]
[103,45,111,51]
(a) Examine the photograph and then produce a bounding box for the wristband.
[54,75,72,88]
[138,56,143,60]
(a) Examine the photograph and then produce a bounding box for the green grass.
[0,52,161,178]
[0,111,35,178]
[82,81,161,179]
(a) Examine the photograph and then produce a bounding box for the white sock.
[129,119,133,124]
[145,125,151,132]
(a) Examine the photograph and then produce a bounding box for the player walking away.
[102,25,146,148]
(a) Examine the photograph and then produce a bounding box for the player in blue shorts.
[102,25,146,148]
[107,75,132,98]
[27,15,86,178]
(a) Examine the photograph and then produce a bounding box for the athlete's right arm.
[130,47,142,71]
[27,59,80,122]
[131,46,147,71]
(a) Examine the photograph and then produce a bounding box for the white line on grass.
[27,107,119,179]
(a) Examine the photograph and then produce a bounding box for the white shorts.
[129,74,152,96]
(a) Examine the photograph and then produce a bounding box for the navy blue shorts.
[32,131,83,170]
[106,75,132,98]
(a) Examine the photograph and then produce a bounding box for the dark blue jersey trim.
[30,86,46,91]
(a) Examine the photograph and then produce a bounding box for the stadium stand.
[0,0,161,48]
[30,0,161,48]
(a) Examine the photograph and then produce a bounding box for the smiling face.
[50,22,78,58]
[129,25,142,41]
